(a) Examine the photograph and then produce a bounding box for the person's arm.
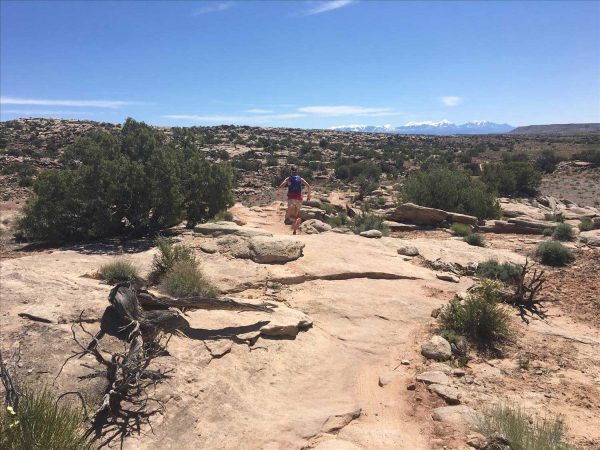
[301,178,312,199]
[276,178,290,190]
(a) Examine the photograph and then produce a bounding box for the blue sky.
[1,0,598,128]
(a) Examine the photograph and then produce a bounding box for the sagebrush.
[98,259,139,283]
[438,280,514,350]
[0,387,92,450]
[478,404,578,450]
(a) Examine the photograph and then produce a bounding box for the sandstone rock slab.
[432,405,480,427]
[428,383,461,404]
[195,222,272,238]
[360,229,382,238]
[416,370,450,385]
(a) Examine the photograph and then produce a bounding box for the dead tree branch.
[62,282,275,448]
[498,259,547,324]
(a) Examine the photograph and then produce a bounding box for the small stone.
[406,382,416,391]
[204,340,232,358]
[421,335,452,361]
[200,242,218,254]
[360,229,382,238]
[430,307,441,318]
[466,432,487,449]
[416,370,450,385]
[378,371,400,387]
[401,359,410,365]
[437,272,460,283]
[397,245,419,256]
[452,369,466,377]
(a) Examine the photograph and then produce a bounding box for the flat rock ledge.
[194,221,273,238]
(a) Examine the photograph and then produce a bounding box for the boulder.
[479,220,548,235]
[300,219,332,235]
[432,405,480,427]
[299,206,325,221]
[447,212,478,226]
[579,229,600,247]
[386,203,477,227]
[421,335,452,361]
[382,220,419,232]
[195,222,272,238]
[397,245,419,257]
[360,229,382,238]
[428,383,461,404]
[386,203,448,226]
[416,370,450,385]
[199,241,218,254]
[507,217,558,231]
[249,236,305,264]
[437,272,460,283]
[259,307,313,338]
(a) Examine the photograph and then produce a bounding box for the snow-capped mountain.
[331,120,514,135]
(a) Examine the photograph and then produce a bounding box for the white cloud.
[0,96,132,109]
[298,105,399,117]
[1,109,95,116]
[193,1,234,16]
[439,96,462,107]
[163,113,306,124]
[302,0,354,16]
[244,108,275,114]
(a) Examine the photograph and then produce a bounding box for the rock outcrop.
[386,203,478,227]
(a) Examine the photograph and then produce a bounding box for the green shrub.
[543,227,554,237]
[578,217,593,231]
[535,241,574,266]
[350,213,389,235]
[481,162,542,197]
[0,387,92,450]
[544,212,565,223]
[476,259,522,284]
[17,118,234,242]
[464,233,485,247]
[327,213,348,228]
[161,260,216,298]
[438,280,513,349]
[451,223,472,237]
[403,166,500,219]
[552,223,574,241]
[150,237,197,284]
[98,259,139,283]
[478,404,578,450]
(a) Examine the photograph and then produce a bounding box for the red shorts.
[287,193,302,201]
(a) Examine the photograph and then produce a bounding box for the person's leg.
[291,200,302,234]
[284,200,293,224]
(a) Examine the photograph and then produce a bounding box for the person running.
[276,166,311,234]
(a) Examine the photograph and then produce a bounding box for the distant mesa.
[510,123,600,135]
[331,121,514,135]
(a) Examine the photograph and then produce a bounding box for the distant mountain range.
[510,123,600,135]
[331,120,514,135]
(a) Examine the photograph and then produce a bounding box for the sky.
[1,0,599,128]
